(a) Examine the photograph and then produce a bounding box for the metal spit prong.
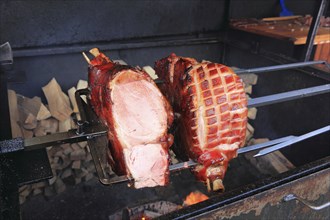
[283,194,330,211]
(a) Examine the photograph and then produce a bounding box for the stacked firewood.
[8,78,98,204]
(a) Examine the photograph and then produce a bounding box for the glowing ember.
[183,191,209,206]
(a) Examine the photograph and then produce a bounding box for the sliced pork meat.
[155,53,248,191]
[87,49,173,188]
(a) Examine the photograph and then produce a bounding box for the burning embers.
[108,191,209,219]
[183,191,209,206]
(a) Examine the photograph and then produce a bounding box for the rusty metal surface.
[191,168,330,220]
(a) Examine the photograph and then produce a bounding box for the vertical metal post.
[302,0,328,62]
[0,53,20,219]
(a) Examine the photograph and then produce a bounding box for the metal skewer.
[254,125,330,157]
[169,135,295,172]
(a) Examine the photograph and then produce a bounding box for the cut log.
[7,90,23,138]
[48,176,57,185]
[76,80,88,103]
[72,160,81,170]
[143,66,158,80]
[68,87,79,113]
[54,178,66,194]
[239,73,258,85]
[59,117,72,132]
[71,143,81,151]
[42,78,73,121]
[248,107,258,120]
[61,168,73,179]
[24,113,37,130]
[22,128,33,138]
[34,118,58,136]
[244,84,252,94]
[70,149,86,161]
[245,138,296,175]
[113,59,128,65]
[84,173,94,182]
[78,141,88,149]
[37,103,51,120]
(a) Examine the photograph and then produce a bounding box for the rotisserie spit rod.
[0,83,329,155]
[171,125,330,171]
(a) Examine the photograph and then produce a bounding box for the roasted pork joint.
[87,49,174,188]
[155,54,248,191]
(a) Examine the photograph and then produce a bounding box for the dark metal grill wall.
[0,0,322,98]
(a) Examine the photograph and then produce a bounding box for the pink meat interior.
[111,76,169,187]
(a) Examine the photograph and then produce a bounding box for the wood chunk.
[44,187,55,197]
[75,178,82,185]
[19,196,26,205]
[249,138,270,145]
[84,173,94,182]
[33,188,43,196]
[63,145,73,155]
[72,160,81,170]
[54,178,66,194]
[24,113,37,130]
[60,143,71,150]
[8,90,23,138]
[84,161,95,172]
[68,87,78,113]
[37,103,51,120]
[61,168,73,179]
[76,80,88,103]
[70,149,86,161]
[42,78,73,121]
[34,118,59,137]
[19,96,41,116]
[239,73,258,85]
[71,143,81,151]
[22,128,33,138]
[143,66,158,80]
[19,185,28,193]
[78,141,88,149]
[74,168,88,178]
[247,123,254,134]
[48,176,57,185]
[245,150,295,175]
[31,181,47,189]
[77,80,88,90]
[244,84,252,94]
[20,186,31,197]
[59,117,72,132]
[59,155,71,169]
[245,123,254,142]
[85,153,93,162]
[113,59,128,65]
[248,107,258,120]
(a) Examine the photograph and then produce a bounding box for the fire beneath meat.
[183,191,209,206]
[87,49,174,188]
[155,54,248,191]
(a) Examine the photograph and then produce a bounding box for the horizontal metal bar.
[248,84,330,108]
[235,60,327,74]
[24,125,107,151]
[237,135,295,154]
[169,135,295,172]
[13,35,221,57]
[254,125,330,157]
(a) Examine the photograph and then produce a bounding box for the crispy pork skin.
[155,54,248,191]
[88,50,173,188]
